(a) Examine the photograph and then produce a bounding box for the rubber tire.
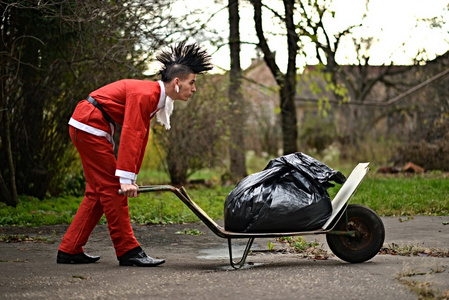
[326,204,385,263]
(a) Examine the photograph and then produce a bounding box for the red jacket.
[70,79,165,183]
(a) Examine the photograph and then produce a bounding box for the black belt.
[86,96,114,124]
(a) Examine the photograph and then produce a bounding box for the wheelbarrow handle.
[118,189,140,195]
[118,187,146,195]
[118,185,175,195]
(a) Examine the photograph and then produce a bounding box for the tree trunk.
[0,170,15,207]
[228,0,247,180]
[2,111,19,207]
[0,5,18,206]
[250,0,298,154]
[280,85,298,154]
[281,0,298,154]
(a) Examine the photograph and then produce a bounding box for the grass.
[0,195,82,227]
[0,184,232,227]
[396,266,449,300]
[127,185,231,225]
[0,168,448,227]
[175,228,205,236]
[342,173,449,216]
[0,234,56,243]
[380,243,449,257]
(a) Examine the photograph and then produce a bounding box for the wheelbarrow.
[122,163,385,269]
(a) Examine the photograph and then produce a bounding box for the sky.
[172,0,449,73]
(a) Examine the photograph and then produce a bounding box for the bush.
[394,139,449,171]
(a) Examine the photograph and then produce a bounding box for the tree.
[249,0,298,154]
[294,0,449,155]
[228,0,247,180]
[0,0,187,205]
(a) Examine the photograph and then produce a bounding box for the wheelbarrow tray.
[133,163,373,268]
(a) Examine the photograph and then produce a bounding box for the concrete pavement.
[0,215,448,299]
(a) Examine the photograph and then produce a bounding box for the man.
[57,42,213,267]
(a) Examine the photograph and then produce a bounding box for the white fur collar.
[156,96,173,130]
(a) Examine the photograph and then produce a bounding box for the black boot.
[57,250,100,264]
[118,246,165,267]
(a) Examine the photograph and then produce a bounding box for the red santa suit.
[59,79,169,257]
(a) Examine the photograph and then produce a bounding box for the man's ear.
[173,77,180,93]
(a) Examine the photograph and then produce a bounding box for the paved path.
[0,216,448,299]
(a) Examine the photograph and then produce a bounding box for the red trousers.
[59,126,140,256]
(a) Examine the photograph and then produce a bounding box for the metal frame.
[130,163,370,269]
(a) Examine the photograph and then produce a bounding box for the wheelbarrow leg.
[228,238,255,269]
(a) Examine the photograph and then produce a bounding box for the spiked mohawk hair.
[157,41,213,82]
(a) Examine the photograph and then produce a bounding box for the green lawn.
[1,171,448,227]
[348,174,449,216]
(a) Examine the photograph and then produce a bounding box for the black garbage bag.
[224,152,346,233]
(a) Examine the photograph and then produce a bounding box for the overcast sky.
[149,0,449,74]
[183,0,449,73]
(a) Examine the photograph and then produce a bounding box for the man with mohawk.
[57,42,213,267]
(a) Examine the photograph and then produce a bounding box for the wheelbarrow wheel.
[326,204,385,263]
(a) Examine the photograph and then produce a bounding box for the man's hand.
[120,183,139,198]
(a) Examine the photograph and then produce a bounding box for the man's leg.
[58,179,104,254]
[59,127,140,257]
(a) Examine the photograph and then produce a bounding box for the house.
[240,52,449,169]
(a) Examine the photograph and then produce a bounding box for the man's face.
[177,73,197,101]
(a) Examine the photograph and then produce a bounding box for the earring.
[176,85,179,93]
